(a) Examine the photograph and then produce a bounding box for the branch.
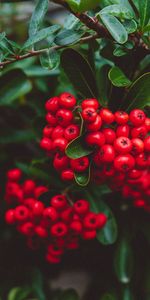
[0,34,98,68]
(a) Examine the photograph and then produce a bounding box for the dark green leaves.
[8,287,32,300]
[0,69,32,106]
[29,0,49,37]
[75,166,91,186]
[61,48,98,98]
[139,0,150,30]
[108,66,131,87]
[60,289,80,300]
[114,238,133,283]
[121,72,150,111]
[55,29,84,46]
[99,4,134,20]
[100,293,117,300]
[40,49,60,70]
[66,136,93,159]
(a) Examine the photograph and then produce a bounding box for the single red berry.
[70,156,89,172]
[59,92,76,109]
[47,244,64,256]
[52,138,68,153]
[86,115,102,131]
[82,230,96,240]
[43,207,58,223]
[134,199,145,208]
[23,180,36,197]
[85,132,105,148]
[5,209,15,224]
[114,137,132,154]
[46,112,57,126]
[50,222,68,237]
[115,111,129,125]
[96,213,107,229]
[131,138,144,155]
[97,145,115,163]
[144,136,150,152]
[131,125,147,139]
[24,198,36,209]
[56,109,73,127]
[70,220,83,233]
[74,199,89,215]
[83,212,99,230]
[32,201,44,216]
[64,124,80,141]
[103,164,115,177]
[61,169,74,181]
[46,253,61,264]
[19,222,34,236]
[34,186,48,199]
[145,118,150,130]
[102,128,116,144]
[82,107,97,123]
[136,153,148,169]
[43,125,53,138]
[51,126,64,140]
[15,205,29,222]
[116,124,130,137]
[7,169,22,182]
[40,137,52,151]
[129,109,146,126]
[51,194,68,210]
[35,225,48,238]
[81,98,99,110]
[114,154,135,172]
[53,153,69,171]
[128,169,142,179]
[45,97,59,113]
[61,207,73,223]
[100,108,115,124]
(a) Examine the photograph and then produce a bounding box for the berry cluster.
[40,93,150,191]
[5,169,107,264]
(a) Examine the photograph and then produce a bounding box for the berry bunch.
[5,169,107,264]
[40,93,150,190]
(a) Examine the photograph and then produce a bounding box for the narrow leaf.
[139,0,150,29]
[55,29,84,46]
[29,0,48,37]
[66,135,93,159]
[99,4,134,20]
[75,165,90,187]
[108,66,131,87]
[40,49,60,70]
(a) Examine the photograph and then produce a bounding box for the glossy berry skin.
[32,201,44,216]
[50,222,68,237]
[102,128,116,144]
[116,125,130,137]
[40,138,52,151]
[129,109,146,126]
[43,125,53,138]
[64,124,80,141]
[115,111,129,125]
[98,144,115,162]
[61,169,74,181]
[70,220,83,233]
[43,207,58,223]
[23,180,36,196]
[136,153,148,169]
[85,132,105,148]
[51,126,64,140]
[82,230,96,240]
[131,138,144,155]
[61,207,73,223]
[74,199,89,215]
[128,169,142,179]
[56,109,73,127]
[145,118,150,130]
[96,213,107,229]
[144,136,150,152]
[114,154,135,172]
[35,225,48,238]
[46,113,57,126]
[45,97,59,113]
[53,153,69,171]
[114,137,132,154]
[81,98,99,110]
[70,156,89,172]
[19,222,34,236]
[7,169,22,182]
[50,195,67,210]
[100,108,115,124]
[82,107,97,123]
[5,209,15,224]
[47,244,64,256]
[52,138,68,153]
[131,125,147,139]
[34,186,48,198]
[83,212,99,230]
[58,92,76,109]
[15,205,29,222]
[86,115,102,131]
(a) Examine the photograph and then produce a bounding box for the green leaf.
[64,14,81,30]
[75,166,90,186]
[29,0,49,37]
[61,48,98,98]
[15,162,51,183]
[121,72,150,111]
[0,69,32,106]
[99,14,128,44]
[139,0,150,29]
[55,29,84,46]
[113,46,127,57]
[114,238,133,283]
[0,130,34,144]
[66,0,101,13]
[23,25,60,49]
[8,286,31,300]
[121,286,134,300]
[100,293,117,300]
[97,64,111,105]
[99,4,134,20]
[30,268,46,300]
[0,32,6,42]
[40,49,60,70]
[123,19,137,33]
[60,289,80,300]
[66,136,93,159]
[108,66,131,87]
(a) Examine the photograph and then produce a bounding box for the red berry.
[34,186,48,199]
[70,220,83,233]
[131,125,147,139]
[116,124,130,137]
[129,109,146,126]
[82,230,96,240]
[114,154,135,172]
[74,199,89,215]
[47,244,64,256]
[43,207,58,223]
[100,108,114,124]
[7,169,22,182]
[114,137,132,154]
[46,112,57,126]
[53,153,69,171]
[61,169,74,181]
[59,92,76,109]
[115,111,129,125]
[35,225,48,238]
[25,198,36,209]
[83,212,99,230]
[81,98,99,110]
[40,137,52,151]
[96,213,107,229]
[52,138,68,153]
[51,194,68,210]
[70,156,89,172]
[82,107,97,123]
[97,144,115,162]
[46,253,61,264]
[43,125,53,138]
[32,201,44,216]
[64,124,80,141]
[15,205,29,222]
[136,153,148,169]
[19,222,34,236]
[56,109,73,127]
[51,126,64,140]
[45,97,59,113]
[5,209,15,224]
[23,180,36,197]
[145,118,150,130]
[85,132,105,148]
[50,222,68,237]
[128,169,142,179]
[134,199,145,208]
[61,207,73,223]
[86,115,102,131]
[144,136,150,152]
[131,138,144,155]
[102,128,116,144]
